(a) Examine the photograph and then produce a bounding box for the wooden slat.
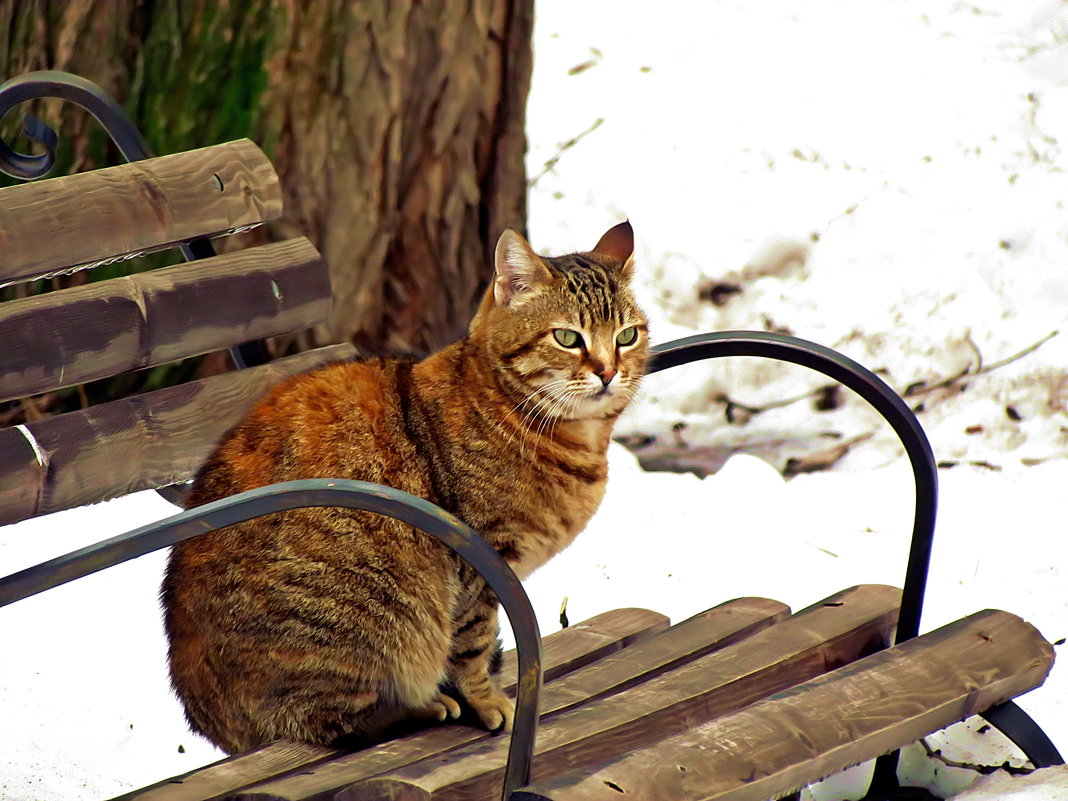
[341,585,901,801]
[0,344,356,526]
[110,742,340,801]
[226,598,792,801]
[110,608,672,801]
[0,424,43,529]
[513,609,1055,801]
[534,597,791,717]
[501,607,673,686]
[0,237,330,403]
[0,139,282,285]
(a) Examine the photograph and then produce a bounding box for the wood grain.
[0,238,329,403]
[513,609,1055,801]
[500,607,672,686]
[342,585,901,801]
[0,344,356,526]
[108,608,670,801]
[0,139,282,285]
[107,741,340,801]
[534,598,791,718]
[222,599,787,801]
[0,424,45,526]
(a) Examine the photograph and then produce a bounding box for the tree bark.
[0,0,533,355]
[263,1,533,353]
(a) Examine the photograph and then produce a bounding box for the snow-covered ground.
[3,0,1068,799]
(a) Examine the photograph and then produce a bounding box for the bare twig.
[905,330,1059,397]
[919,736,1033,777]
[718,383,842,425]
[977,329,1058,374]
[964,330,983,374]
[783,432,873,478]
[528,117,604,188]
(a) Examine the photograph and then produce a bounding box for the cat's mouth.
[526,377,627,420]
[582,381,628,410]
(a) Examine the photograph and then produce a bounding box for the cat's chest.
[456,448,608,578]
[420,388,613,572]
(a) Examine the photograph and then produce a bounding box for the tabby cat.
[161,221,649,753]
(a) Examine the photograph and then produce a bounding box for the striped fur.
[161,222,648,753]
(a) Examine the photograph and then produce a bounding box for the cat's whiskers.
[525,377,600,456]
[534,387,571,443]
[528,380,578,447]
[541,379,595,442]
[506,379,572,460]
[500,375,561,424]
[546,386,586,443]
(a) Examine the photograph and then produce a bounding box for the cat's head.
[470,221,649,422]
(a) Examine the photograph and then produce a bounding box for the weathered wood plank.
[0,237,328,401]
[0,238,329,403]
[0,424,45,525]
[109,608,671,801]
[0,139,282,285]
[0,344,356,526]
[108,742,340,801]
[342,585,901,801]
[226,597,792,801]
[534,597,791,717]
[513,609,1055,801]
[501,607,673,686]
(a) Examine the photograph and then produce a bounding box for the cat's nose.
[597,368,617,387]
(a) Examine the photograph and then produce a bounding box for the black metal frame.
[0,480,543,801]
[650,331,937,646]
[648,332,1064,792]
[1,70,1060,799]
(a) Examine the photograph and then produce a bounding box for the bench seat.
[108,587,1052,801]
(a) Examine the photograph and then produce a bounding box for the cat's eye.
[616,327,638,347]
[553,329,583,348]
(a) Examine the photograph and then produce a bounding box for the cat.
[160,221,649,754]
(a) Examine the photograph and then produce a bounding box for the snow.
[3,0,1068,798]
[956,766,1068,800]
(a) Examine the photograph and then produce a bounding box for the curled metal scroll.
[0,70,269,368]
[0,479,543,800]
[0,70,152,179]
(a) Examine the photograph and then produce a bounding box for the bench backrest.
[0,140,355,526]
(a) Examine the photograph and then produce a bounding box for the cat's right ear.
[494,229,552,307]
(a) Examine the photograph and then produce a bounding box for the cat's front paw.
[412,692,462,722]
[466,690,515,733]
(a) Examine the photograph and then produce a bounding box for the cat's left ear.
[494,229,553,307]
[593,220,635,278]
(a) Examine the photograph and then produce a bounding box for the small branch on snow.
[783,432,873,478]
[904,330,1059,398]
[528,117,604,188]
[977,329,1058,374]
[719,385,838,425]
[919,736,1034,777]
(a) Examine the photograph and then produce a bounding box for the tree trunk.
[0,0,533,355]
[263,2,533,353]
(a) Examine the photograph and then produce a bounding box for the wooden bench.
[0,71,1060,801]
[103,587,1051,801]
[0,134,360,520]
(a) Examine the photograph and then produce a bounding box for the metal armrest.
[0,479,542,800]
[649,330,1062,777]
